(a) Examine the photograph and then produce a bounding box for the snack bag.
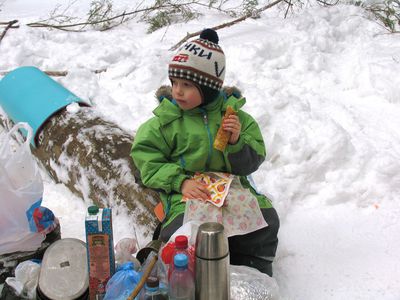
[182,172,234,207]
[213,106,236,151]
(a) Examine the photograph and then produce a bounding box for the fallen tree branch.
[0,20,18,45]
[169,0,285,51]
[0,68,107,77]
[0,108,160,239]
[26,2,191,31]
[0,22,19,28]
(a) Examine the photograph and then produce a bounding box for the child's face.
[171,78,202,110]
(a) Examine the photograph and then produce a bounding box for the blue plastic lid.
[174,253,188,268]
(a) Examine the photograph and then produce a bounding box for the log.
[0,107,160,238]
[0,69,107,77]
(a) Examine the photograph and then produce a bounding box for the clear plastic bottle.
[168,254,195,300]
[141,276,168,300]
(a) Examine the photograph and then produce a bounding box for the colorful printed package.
[182,172,234,207]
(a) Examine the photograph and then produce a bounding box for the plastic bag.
[183,177,268,237]
[230,265,281,300]
[0,122,45,255]
[104,262,141,300]
[5,260,41,299]
[115,238,141,271]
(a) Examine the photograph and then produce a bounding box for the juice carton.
[85,206,115,300]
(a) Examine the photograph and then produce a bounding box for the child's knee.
[261,207,280,236]
[159,214,184,242]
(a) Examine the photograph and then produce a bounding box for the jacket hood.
[153,85,246,126]
[155,85,243,103]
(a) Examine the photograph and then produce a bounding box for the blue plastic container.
[0,66,89,146]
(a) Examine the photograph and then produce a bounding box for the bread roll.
[213,106,236,151]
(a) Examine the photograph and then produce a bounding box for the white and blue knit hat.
[168,29,226,104]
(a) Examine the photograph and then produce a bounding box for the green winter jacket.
[131,91,272,227]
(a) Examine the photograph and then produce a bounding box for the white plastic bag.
[0,122,45,255]
[5,260,41,299]
[230,265,281,300]
[115,238,141,271]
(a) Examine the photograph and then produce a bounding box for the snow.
[1,0,400,299]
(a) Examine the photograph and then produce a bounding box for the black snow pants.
[159,207,280,276]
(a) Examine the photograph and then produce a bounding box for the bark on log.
[1,107,160,238]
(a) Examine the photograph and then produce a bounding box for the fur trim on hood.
[155,85,243,103]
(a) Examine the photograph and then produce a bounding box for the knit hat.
[168,28,226,105]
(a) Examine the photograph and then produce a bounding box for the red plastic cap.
[161,242,175,264]
[175,235,188,249]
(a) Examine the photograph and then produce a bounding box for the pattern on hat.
[168,36,226,91]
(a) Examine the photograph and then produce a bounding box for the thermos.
[195,222,230,300]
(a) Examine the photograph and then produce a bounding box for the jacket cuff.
[226,134,246,154]
[172,174,189,193]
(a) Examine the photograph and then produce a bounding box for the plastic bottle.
[168,254,195,300]
[168,236,194,279]
[141,276,168,300]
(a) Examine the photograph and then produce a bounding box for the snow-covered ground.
[1,0,400,299]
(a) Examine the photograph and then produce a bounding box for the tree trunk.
[2,107,160,238]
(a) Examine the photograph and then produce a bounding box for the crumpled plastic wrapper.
[114,238,141,271]
[230,265,281,300]
[6,260,41,299]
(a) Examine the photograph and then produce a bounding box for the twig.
[316,0,340,6]
[127,255,158,300]
[0,21,19,28]
[0,20,18,45]
[169,0,285,51]
[284,0,293,18]
[0,68,107,77]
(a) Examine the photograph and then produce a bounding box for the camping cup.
[195,222,230,300]
[136,239,162,264]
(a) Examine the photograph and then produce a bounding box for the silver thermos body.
[195,222,230,300]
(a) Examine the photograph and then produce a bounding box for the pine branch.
[26,2,196,32]
[169,0,285,51]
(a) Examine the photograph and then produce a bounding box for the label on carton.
[88,234,110,297]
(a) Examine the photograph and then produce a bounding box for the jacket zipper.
[201,109,213,169]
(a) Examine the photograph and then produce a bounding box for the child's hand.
[223,115,241,144]
[181,179,211,201]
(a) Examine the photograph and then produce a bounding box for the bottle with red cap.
[160,235,194,280]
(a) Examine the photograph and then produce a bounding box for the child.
[131,29,279,276]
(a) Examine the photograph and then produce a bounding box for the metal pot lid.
[38,238,89,299]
